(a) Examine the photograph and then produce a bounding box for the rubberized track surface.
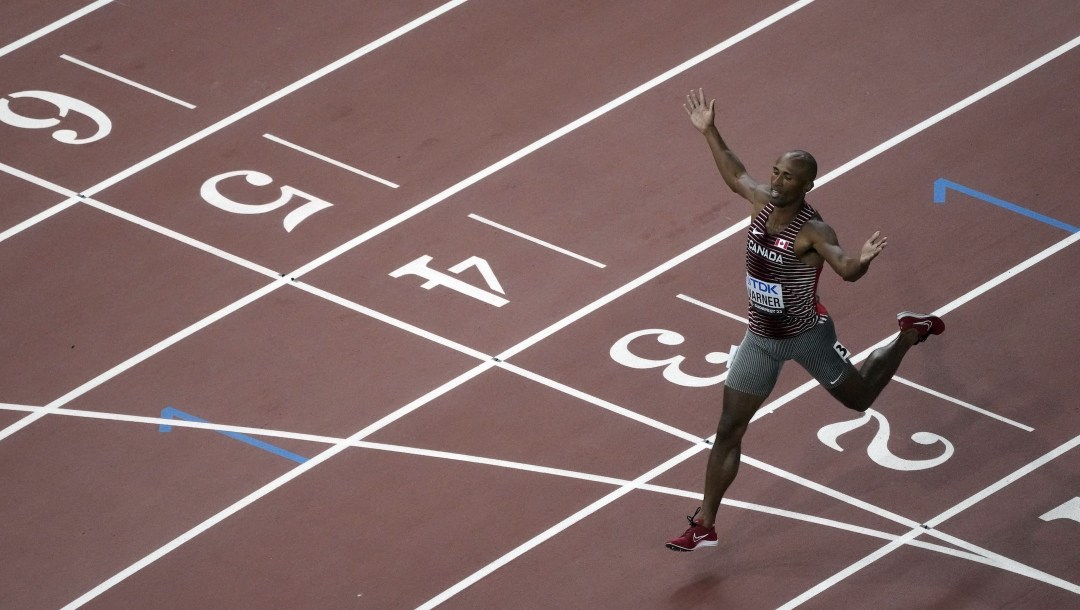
[1,2,1078,608]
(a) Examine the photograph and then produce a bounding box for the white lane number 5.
[200,170,334,232]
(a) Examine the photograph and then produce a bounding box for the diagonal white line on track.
[418,151,1080,610]
[79,0,469,198]
[467,213,606,268]
[892,375,1033,432]
[60,54,197,109]
[60,361,496,609]
[30,12,1078,610]
[0,197,80,244]
[263,133,399,188]
[0,280,287,443]
[53,6,823,603]
[0,0,470,441]
[287,0,818,278]
[79,196,281,278]
[0,161,80,199]
[779,434,1080,607]
[0,0,113,59]
[753,230,1080,423]
[677,293,750,324]
[290,280,491,361]
[0,401,977,562]
[498,32,1080,361]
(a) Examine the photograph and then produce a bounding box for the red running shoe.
[665,508,718,552]
[897,311,945,344]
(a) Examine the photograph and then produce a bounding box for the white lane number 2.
[817,409,955,471]
[200,170,334,232]
[0,90,112,144]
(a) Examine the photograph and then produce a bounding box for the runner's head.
[769,150,817,206]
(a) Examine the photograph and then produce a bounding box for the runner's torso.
[745,201,826,338]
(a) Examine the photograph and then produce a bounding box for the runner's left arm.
[808,221,886,282]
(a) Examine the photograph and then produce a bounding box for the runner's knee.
[827,374,874,412]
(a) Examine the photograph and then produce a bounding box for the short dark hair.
[787,150,818,182]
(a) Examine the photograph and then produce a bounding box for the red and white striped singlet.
[745,201,826,338]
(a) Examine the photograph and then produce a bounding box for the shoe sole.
[665,540,718,552]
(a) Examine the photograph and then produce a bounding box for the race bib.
[747,274,785,315]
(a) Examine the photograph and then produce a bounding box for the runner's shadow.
[668,572,725,606]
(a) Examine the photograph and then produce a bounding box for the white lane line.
[498,220,750,360]
[0,0,113,59]
[496,361,705,444]
[34,13,1080,609]
[676,293,749,324]
[262,133,399,188]
[778,532,922,610]
[79,0,469,198]
[4,405,991,564]
[741,454,919,527]
[0,160,80,199]
[753,230,1080,423]
[492,32,1080,362]
[0,163,81,245]
[826,36,1080,185]
[415,444,702,610]
[893,375,1034,432]
[0,1,470,440]
[780,434,1080,607]
[287,0,818,278]
[61,362,495,610]
[723,498,987,564]
[79,196,281,279]
[927,434,1080,528]
[0,401,974,561]
[59,54,196,109]
[422,223,1080,607]
[0,280,288,443]
[0,198,80,244]
[289,280,491,362]
[679,295,1033,431]
[744,450,1080,595]
[467,213,606,268]
[922,526,1080,596]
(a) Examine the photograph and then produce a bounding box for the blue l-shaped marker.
[934,178,1079,234]
[159,406,308,464]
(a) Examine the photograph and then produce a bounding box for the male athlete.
[665,89,944,551]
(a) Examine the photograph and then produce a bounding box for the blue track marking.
[158,406,308,464]
[934,178,1079,234]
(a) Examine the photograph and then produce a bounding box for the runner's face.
[769,154,813,206]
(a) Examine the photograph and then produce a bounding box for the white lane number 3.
[609,329,732,387]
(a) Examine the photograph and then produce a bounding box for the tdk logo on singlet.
[749,240,783,263]
[747,274,785,314]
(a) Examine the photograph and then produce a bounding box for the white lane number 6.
[0,90,112,144]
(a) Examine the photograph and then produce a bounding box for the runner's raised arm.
[684,88,769,211]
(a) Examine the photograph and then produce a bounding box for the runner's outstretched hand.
[684,88,715,134]
[860,231,887,265]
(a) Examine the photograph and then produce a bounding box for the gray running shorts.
[725,316,852,397]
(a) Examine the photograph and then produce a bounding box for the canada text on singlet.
[745,201,826,338]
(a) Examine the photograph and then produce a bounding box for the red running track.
[0,1,1078,608]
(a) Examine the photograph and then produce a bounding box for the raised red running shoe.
[665,508,718,552]
[897,311,945,344]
